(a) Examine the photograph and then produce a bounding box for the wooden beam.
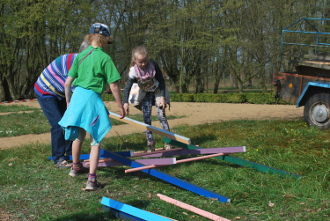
[157,194,231,221]
[132,148,183,158]
[125,153,226,173]
[101,197,175,221]
[48,150,132,161]
[85,157,177,167]
[101,149,230,202]
[83,160,124,167]
[109,111,191,144]
[162,137,302,179]
[142,146,246,158]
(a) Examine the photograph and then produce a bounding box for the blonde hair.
[130,46,148,67]
[84,33,113,47]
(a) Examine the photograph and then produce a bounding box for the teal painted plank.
[101,197,174,221]
[162,137,301,179]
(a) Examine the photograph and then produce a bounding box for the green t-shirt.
[68,46,121,94]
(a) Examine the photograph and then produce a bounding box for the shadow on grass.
[53,211,118,221]
[186,134,219,146]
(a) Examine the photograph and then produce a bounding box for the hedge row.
[102,92,287,105]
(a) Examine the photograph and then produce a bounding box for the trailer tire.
[304,93,330,129]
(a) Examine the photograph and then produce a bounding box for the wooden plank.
[162,138,301,179]
[133,148,183,158]
[142,146,246,158]
[135,158,176,165]
[101,149,230,202]
[101,197,175,221]
[83,160,124,167]
[133,148,164,154]
[157,194,231,221]
[85,157,176,167]
[48,150,132,161]
[125,153,226,173]
[109,111,191,144]
[101,150,133,158]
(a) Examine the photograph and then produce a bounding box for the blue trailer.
[274,18,330,129]
[296,81,330,129]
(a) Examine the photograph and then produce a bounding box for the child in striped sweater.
[34,53,78,168]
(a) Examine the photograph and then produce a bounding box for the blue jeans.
[37,95,72,163]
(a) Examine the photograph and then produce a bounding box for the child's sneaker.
[68,164,89,177]
[85,180,102,191]
[163,144,173,150]
[147,143,155,152]
[55,159,72,169]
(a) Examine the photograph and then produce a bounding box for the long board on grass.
[101,149,231,203]
[162,137,301,179]
[142,146,246,158]
[101,197,175,221]
[109,111,191,144]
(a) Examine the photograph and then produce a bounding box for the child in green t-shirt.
[60,23,125,191]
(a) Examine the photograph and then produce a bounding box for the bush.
[245,93,274,104]
[101,91,286,104]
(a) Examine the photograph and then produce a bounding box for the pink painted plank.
[125,152,226,173]
[157,194,231,221]
[142,146,246,158]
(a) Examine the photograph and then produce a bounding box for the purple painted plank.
[84,157,177,167]
[83,161,124,167]
[135,158,176,165]
[133,148,183,157]
[142,146,246,158]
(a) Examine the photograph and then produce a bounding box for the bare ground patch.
[0,100,303,150]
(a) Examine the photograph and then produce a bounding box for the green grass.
[0,112,185,137]
[0,111,50,137]
[1,111,330,220]
[0,104,40,113]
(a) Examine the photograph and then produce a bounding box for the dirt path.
[0,100,304,150]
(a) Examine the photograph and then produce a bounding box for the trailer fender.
[296,82,330,107]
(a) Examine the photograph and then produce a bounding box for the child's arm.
[64,76,75,107]
[109,82,125,119]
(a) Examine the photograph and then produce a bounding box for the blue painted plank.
[101,150,230,203]
[47,154,91,161]
[101,197,174,221]
[100,149,133,158]
[162,137,301,179]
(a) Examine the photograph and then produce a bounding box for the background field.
[0,101,329,221]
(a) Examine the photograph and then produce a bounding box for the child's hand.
[158,97,166,110]
[119,107,125,119]
[123,103,129,115]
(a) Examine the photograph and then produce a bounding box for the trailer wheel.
[304,93,330,129]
